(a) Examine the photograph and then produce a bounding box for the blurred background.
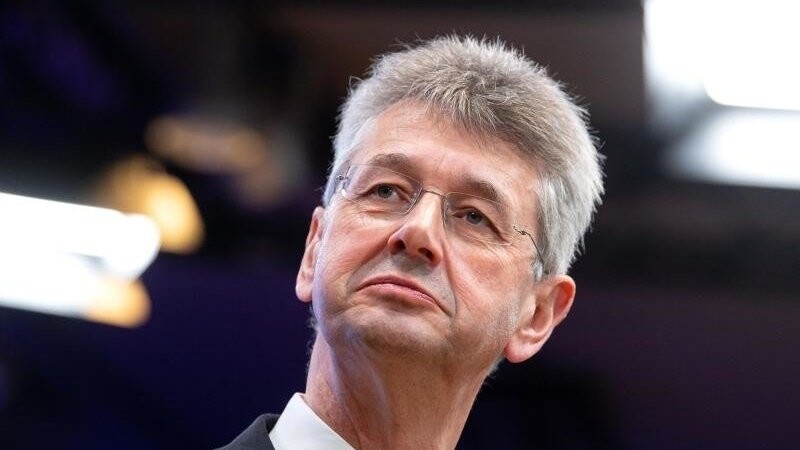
[1,0,798,449]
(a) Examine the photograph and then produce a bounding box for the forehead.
[349,102,541,207]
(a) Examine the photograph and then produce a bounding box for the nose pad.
[386,192,445,266]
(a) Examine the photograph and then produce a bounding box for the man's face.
[297,101,569,374]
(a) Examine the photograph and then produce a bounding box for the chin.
[332,306,451,360]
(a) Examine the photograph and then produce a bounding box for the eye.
[453,207,495,229]
[374,184,396,199]
[464,209,486,226]
[448,196,509,241]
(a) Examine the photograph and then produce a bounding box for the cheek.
[314,211,386,298]
[311,232,367,328]
[316,236,359,290]
[448,248,526,334]
[448,244,517,298]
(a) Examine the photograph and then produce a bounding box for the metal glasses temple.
[512,224,548,276]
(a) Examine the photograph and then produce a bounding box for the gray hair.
[322,35,604,277]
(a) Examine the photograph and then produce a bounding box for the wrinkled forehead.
[345,102,542,211]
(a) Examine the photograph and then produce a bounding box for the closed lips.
[359,275,443,310]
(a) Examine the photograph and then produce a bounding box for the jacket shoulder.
[215,414,280,450]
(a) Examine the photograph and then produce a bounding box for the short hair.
[322,35,604,277]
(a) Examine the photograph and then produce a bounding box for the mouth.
[358,275,444,312]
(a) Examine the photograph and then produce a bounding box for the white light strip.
[703,0,800,111]
[644,0,708,95]
[0,251,151,327]
[0,252,98,316]
[646,0,800,112]
[0,192,159,326]
[0,192,160,279]
[667,110,800,189]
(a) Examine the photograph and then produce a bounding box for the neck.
[303,334,489,450]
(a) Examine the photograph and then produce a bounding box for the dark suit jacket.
[216,414,279,450]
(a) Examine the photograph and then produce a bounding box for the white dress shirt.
[269,393,355,450]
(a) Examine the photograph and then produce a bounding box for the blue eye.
[464,210,486,226]
[375,184,395,199]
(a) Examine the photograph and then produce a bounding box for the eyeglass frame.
[334,163,548,277]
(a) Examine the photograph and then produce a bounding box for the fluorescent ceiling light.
[0,252,150,327]
[646,0,800,111]
[703,1,800,110]
[0,192,160,279]
[666,110,800,189]
[0,192,159,326]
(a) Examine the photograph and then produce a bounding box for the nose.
[386,191,445,266]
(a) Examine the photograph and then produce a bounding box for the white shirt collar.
[269,393,355,450]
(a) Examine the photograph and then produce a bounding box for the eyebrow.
[362,152,506,204]
[364,153,416,173]
[456,178,503,204]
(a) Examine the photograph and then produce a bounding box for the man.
[219,35,604,449]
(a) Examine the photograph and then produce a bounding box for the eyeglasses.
[336,164,546,272]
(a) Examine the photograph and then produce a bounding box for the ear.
[296,207,326,303]
[503,274,576,363]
